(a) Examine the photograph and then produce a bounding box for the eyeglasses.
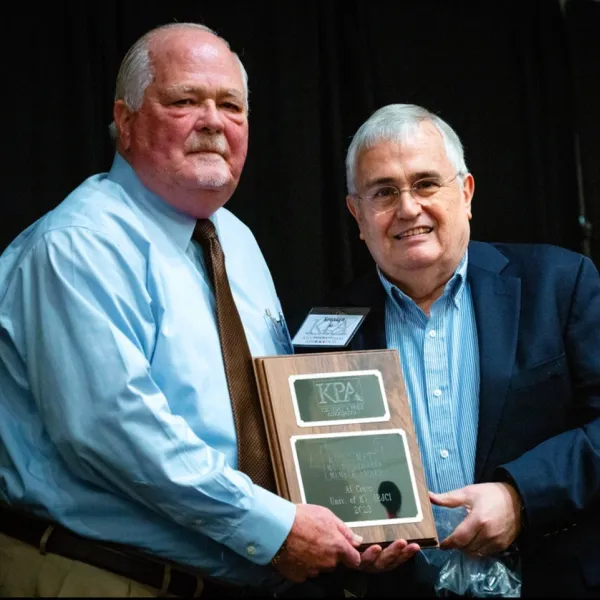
[354,173,463,214]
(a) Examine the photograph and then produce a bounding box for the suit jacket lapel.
[468,243,521,481]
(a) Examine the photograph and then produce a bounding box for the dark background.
[3,0,600,319]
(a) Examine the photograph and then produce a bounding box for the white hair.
[108,22,249,139]
[346,104,469,195]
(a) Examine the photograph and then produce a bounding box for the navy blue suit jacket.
[328,242,600,597]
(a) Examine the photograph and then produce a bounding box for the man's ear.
[346,195,365,240]
[346,194,360,220]
[113,100,135,151]
[462,173,475,220]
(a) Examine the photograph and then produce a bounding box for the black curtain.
[566,0,600,262]
[2,0,599,320]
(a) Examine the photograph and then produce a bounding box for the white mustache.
[187,136,228,155]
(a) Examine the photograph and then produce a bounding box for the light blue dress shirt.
[378,252,480,575]
[0,154,296,586]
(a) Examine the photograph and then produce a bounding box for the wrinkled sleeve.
[19,227,295,564]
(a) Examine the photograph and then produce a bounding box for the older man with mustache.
[0,23,364,598]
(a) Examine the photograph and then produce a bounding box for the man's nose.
[394,189,422,219]
[194,101,224,134]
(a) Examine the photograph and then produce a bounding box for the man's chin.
[396,250,442,271]
[195,177,231,190]
[191,169,233,190]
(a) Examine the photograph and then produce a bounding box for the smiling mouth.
[394,226,433,240]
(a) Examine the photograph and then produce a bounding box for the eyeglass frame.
[351,171,466,214]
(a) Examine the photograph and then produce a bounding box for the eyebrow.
[164,84,244,100]
[362,176,397,189]
[411,170,443,179]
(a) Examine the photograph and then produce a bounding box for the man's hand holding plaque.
[359,539,421,573]
[271,504,363,582]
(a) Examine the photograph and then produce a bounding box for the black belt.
[0,506,250,597]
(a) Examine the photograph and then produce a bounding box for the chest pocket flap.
[509,354,567,391]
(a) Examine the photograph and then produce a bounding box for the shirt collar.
[446,250,468,307]
[107,153,198,251]
[378,249,469,310]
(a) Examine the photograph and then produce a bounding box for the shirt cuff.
[225,486,296,565]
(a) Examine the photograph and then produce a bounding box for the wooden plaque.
[253,349,438,547]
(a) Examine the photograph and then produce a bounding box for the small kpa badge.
[292,307,370,348]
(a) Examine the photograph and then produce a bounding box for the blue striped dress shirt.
[378,251,480,574]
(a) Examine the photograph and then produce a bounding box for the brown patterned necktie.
[193,219,276,491]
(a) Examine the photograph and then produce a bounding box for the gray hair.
[108,22,249,139]
[346,104,468,195]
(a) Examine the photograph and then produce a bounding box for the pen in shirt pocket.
[264,308,280,322]
[264,308,293,353]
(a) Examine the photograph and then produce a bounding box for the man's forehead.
[145,46,244,104]
[160,39,232,65]
[150,30,238,74]
[357,127,450,174]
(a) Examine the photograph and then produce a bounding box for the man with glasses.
[334,104,600,596]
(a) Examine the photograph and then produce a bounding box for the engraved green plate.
[291,430,422,526]
[289,370,389,427]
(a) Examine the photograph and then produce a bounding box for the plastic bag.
[435,551,521,597]
[431,506,522,597]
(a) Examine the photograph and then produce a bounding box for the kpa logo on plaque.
[315,376,363,404]
[289,370,390,427]
[314,376,365,418]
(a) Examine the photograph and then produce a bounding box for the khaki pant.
[0,532,175,597]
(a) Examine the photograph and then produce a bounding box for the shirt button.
[433,389,442,397]
[247,545,257,556]
[429,329,436,338]
[440,449,449,459]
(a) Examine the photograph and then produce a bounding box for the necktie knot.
[193,219,217,246]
